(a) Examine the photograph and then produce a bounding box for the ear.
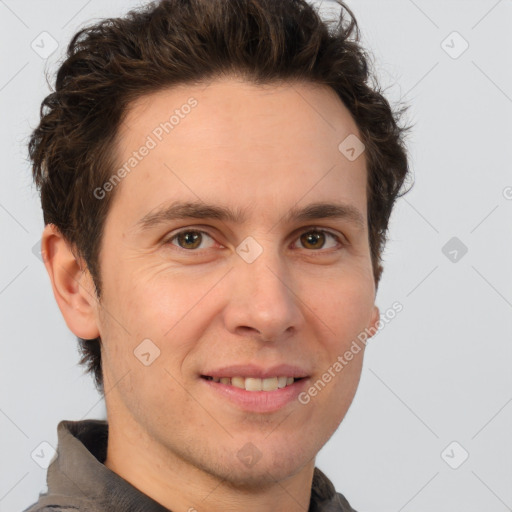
[41,224,100,340]
[366,305,380,340]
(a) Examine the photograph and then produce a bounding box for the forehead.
[118,77,361,152]
[110,77,367,226]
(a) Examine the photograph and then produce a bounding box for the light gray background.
[1,1,511,511]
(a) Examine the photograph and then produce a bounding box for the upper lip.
[201,364,310,379]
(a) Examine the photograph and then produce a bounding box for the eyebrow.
[134,200,365,232]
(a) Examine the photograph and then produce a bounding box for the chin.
[217,460,305,492]
[214,439,313,490]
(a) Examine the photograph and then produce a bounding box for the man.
[25,0,410,510]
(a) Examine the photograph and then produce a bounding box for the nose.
[222,242,305,343]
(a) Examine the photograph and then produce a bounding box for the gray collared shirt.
[23,419,357,511]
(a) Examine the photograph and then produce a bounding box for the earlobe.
[41,224,100,340]
[368,305,380,339]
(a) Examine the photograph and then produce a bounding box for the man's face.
[93,77,379,486]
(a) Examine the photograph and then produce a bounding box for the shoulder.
[23,507,81,512]
[333,491,359,512]
[22,497,88,512]
[311,467,359,512]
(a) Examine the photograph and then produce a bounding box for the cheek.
[100,264,221,393]
[109,261,213,338]
[306,272,375,345]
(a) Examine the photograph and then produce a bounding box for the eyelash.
[163,226,345,254]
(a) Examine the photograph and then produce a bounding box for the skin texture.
[42,76,380,512]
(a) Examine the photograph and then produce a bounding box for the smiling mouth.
[201,375,304,391]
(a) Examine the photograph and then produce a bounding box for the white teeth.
[262,377,278,391]
[211,376,297,391]
[245,378,262,391]
[231,376,245,389]
[277,376,287,388]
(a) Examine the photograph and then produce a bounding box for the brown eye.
[300,231,325,249]
[176,231,201,249]
[165,227,343,254]
[297,230,340,250]
[169,230,215,250]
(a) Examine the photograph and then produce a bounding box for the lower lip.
[201,377,309,413]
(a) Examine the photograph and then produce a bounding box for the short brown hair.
[29,0,411,395]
